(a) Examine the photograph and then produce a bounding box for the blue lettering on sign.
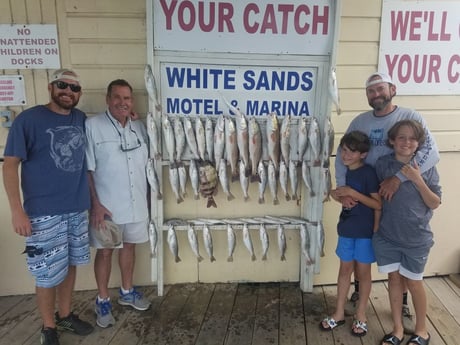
[243,70,313,91]
[246,100,309,116]
[166,67,236,89]
[167,97,224,115]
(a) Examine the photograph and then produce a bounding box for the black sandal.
[381,333,404,345]
[407,333,430,345]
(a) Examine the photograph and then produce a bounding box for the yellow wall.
[0,0,459,296]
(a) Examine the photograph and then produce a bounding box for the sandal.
[381,333,404,345]
[351,319,367,337]
[407,333,430,345]
[319,316,345,331]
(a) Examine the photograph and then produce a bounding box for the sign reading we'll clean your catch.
[379,1,460,95]
[153,0,335,116]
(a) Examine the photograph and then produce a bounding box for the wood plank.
[279,283,306,345]
[448,274,460,290]
[426,277,460,324]
[303,286,334,345]
[194,283,238,345]
[0,295,25,318]
[252,283,280,345]
[105,285,170,345]
[322,285,361,345]
[49,289,101,345]
[164,284,215,345]
[1,278,460,345]
[0,299,42,345]
[424,279,460,345]
[224,283,258,345]
[445,276,460,297]
[139,284,193,345]
[380,280,447,345]
[0,294,38,338]
[369,282,393,335]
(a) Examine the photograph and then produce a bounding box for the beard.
[369,94,393,111]
[51,90,79,110]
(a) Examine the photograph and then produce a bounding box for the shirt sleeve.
[4,114,28,161]
[85,121,96,172]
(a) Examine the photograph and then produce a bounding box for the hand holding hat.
[93,217,122,248]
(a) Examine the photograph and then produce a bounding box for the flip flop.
[381,333,404,345]
[319,316,345,331]
[407,333,431,345]
[351,319,367,337]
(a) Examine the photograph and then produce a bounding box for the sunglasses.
[53,80,82,93]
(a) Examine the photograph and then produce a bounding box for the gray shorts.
[372,232,432,280]
[90,218,148,249]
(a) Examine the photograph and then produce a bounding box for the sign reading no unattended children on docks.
[0,24,60,69]
[153,0,336,117]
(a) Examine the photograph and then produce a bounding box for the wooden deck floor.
[1,276,460,345]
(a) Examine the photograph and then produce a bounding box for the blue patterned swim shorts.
[24,211,90,288]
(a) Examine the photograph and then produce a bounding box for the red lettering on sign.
[391,10,451,41]
[448,55,460,83]
[386,54,441,83]
[159,0,234,33]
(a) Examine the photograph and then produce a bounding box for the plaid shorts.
[25,211,90,288]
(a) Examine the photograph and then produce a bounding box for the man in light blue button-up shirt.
[86,79,151,328]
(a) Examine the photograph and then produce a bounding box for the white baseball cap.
[49,68,80,84]
[92,219,122,248]
[365,72,393,88]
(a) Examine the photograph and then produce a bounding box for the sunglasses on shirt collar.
[53,80,82,93]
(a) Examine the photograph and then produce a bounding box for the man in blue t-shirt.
[3,69,94,345]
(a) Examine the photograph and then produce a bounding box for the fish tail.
[207,197,217,208]
[177,196,184,204]
[157,193,163,200]
[251,254,256,261]
[281,254,286,261]
[154,153,162,160]
[273,197,280,205]
[175,256,182,263]
[262,254,267,261]
[231,173,239,182]
[258,196,265,204]
[210,256,216,262]
[244,195,249,202]
[285,194,291,201]
[291,194,297,201]
[194,194,200,200]
[197,255,204,262]
[310,191,316,197]
[227,192,235,201]
[227,256,233,262]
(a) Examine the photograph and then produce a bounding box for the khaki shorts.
[89,218,148,249]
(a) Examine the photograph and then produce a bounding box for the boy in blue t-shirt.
[320,131,381,337]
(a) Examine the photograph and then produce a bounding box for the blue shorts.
[336,236,376,264]
[25,211,90,288]
[372,232,432,280]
